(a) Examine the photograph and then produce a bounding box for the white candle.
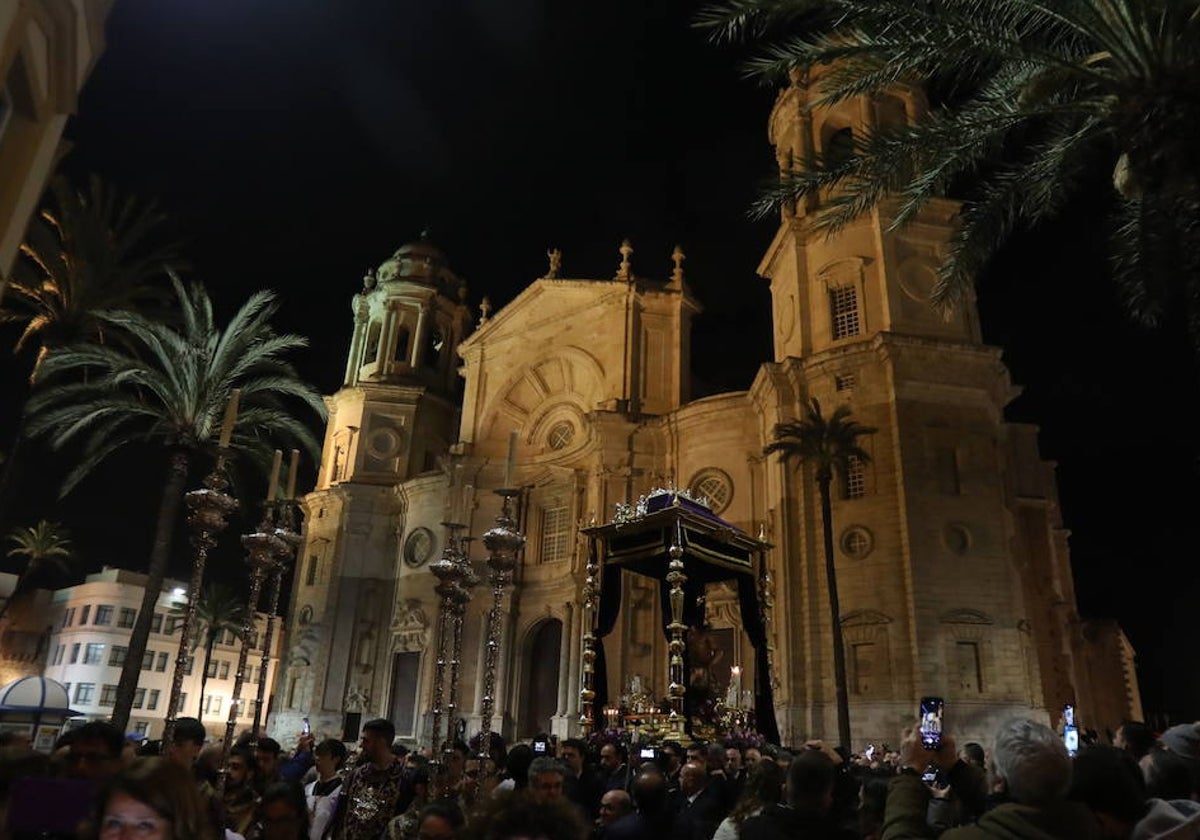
[730,665,742,709]
[217,389,241,449]
[284,449,299,499]
[504,430,518,488]
[266,449,283,502]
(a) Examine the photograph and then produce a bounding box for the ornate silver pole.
[252,503,301,738]
[223,511,285,754]
[163,452,237,748]
[477,488,525,757]
[444,529,476,755]
[578,536,601,737]
[429,525,469,756]
[666,519,687,736]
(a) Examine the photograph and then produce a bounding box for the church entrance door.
[519,619,562,737]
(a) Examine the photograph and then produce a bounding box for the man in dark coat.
[739,751,855,840]
[670,762,726,840]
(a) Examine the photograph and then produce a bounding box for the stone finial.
[479,296,492,326]
[615,238,634,282]
[669,245,685,288]
[546,247,562,279]
[363,267,377,290]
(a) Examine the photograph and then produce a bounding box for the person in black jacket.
[738,752,856,840]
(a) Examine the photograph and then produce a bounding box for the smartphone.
[921,764,938,785]
[919,696,945,751]
[639,747,656,760]
[1064,724,1079,757]
[1063,704,1075,727]
[302,717,311,736]
[532,738,548,754]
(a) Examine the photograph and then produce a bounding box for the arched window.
[364,322,382,365]
[394,326,410,363]
[824,126,855,168]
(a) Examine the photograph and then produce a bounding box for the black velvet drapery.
[592,563,623,718]
[737,569,780,745]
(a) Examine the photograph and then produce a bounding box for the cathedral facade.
[271,76,1140,750]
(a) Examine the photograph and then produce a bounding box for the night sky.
[2,0,1197,724]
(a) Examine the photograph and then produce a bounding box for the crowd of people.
[1,715,1199,840]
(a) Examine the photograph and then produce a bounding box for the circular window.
[366,427,403,460]
[547,422,575,451]
[840,526,874,559]
[689,469,733,514]
[403,527,436,568]
[944,524,971,555]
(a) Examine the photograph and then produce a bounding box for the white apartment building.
[43,568,283,740]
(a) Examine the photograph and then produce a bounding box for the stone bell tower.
[272,235,472,740]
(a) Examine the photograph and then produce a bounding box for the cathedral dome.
[376,235,448,286]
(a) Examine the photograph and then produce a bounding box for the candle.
[285,449,299,499]
[217,389,241,449]
[504,430,518,488]
[266,449,283,502]
[449,465,463,522]
[730,665,742,710]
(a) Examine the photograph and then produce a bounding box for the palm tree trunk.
[110,449,190,733]
[819,473,852,750]
[198,634,215,718]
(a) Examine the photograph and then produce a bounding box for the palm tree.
[24,274,325,731]
[698,0,1200,349]
[765,398,875,750]
[174,584,248,719]
[0,174,180,529]
[0,174,181,380]
[0,520,75,621]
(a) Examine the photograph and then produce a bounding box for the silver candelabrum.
[429,523,476,761]
[476,488,525,759]
[163,450,238,749]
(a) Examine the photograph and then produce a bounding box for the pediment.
[939,608,993,625]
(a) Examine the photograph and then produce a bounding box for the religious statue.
[546,247,563,279]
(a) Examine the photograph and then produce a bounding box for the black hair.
[1069,746,1147,824]
[1144,748,1197,801]
[787,751,835,809]
[418,800,466,832]
[362,718,396,742]
[1119,722,1157,760]
[256,737,282,756]
[260,780,310,838]
[961,742,986,766]
[71,720,125,758]
[172,717,206,747]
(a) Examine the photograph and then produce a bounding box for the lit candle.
[504,430,518,488]
[217,389,241,449]
[284,449,299,499]
[730,665,742,710]
[266,449,283,502]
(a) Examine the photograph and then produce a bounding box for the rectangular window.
[936,446,961,495]
[156,652,168,672]
[225,629,237,646]
[539,506,571,563]
[850,642,875,695]
[118,608,137,629]
[79,605,91,625]
[178,691,186,711]
[53,645,64,666]
[99,684,118,707]
[218,661,230,680]
[150,613,163,633]
[844,455,866,500]
[957,641,983,693]
[830,285,861,340]
[835,372,856,391]
[61,607,76,628]
[165,616,181,635]
[133,721,149,737]
[83,643,104,665]
[147,689,161,711]
[203,695,222,715]
[70,643,81,664]
[109,646,128,667]
[133,688,146,709]
[184,656,194,676]
[94,605,114,626]
[246,699,259,719]
[74,683,95,704]
[206,659,219,679]
[142,650,155,671]
[305,555,318,586]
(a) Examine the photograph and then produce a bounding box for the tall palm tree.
[24,274,325,731]
[173,584,248,719]
[0,174,181,529]
[0,519,75,621]
[765,398,875,750]
[699,0,1200,349]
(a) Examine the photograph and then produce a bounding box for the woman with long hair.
[712,760,785,840]
[90,757,215,840]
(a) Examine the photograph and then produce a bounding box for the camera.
[639,747,656,760]
[532,738,548,755]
